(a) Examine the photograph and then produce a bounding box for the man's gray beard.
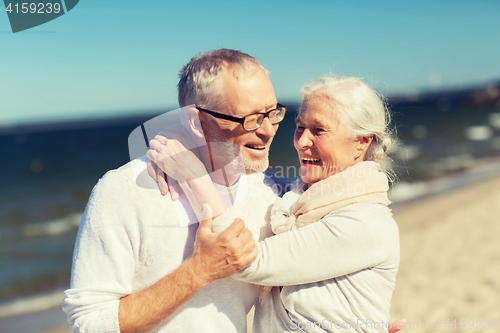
[243,155,269,174]
[209,143,269,174]
[204,126,269,175]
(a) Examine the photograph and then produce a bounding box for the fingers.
[201,203,214,221]
[151,134,189,154]
[146,147,161,166]
[147,160,169,196]
[197,204,214,235]
[152,133,168,145]
[148,140,171,172]
[191,214,256,282]
[147,160,158,181]
[148,137,171,164]
[167,173,179,201]
[224,228,257,270]
[235,244,258,269]
[157,168,169,196]
[388,318,407,333]
[219,218,246,242]
[238,229,258,265]
[147,160,166,194]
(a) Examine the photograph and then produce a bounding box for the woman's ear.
[356,135,374,158]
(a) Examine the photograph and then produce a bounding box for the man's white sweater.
[62,157,284,333]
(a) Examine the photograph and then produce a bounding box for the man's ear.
[356,135,374,158]
[187,107,205,140]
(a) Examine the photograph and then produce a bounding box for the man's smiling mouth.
[245,144,267,150]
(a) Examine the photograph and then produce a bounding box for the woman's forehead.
[298,97,340,126]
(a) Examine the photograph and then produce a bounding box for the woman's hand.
[148,129,208,184]
[147,124,206,200]
[147,125,227,221]
[147,158,172,197]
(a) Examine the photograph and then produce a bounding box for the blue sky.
[1,0,499,125]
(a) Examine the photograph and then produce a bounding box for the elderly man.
[63,49,291,333]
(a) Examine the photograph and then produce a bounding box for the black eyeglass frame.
[196,103,287,131]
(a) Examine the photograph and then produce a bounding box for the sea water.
[1,91,500,311]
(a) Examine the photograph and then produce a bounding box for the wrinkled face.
[294,94,361,184]
[200,68,279,174]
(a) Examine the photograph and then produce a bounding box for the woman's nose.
[296,129,313,148]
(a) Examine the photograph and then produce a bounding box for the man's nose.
[255,117,277,137]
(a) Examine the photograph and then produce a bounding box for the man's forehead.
[220,68,277,116]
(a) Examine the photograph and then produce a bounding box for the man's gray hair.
[178,49,268,110]
[301,76,397,180]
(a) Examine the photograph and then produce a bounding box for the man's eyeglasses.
[196,104,287,131]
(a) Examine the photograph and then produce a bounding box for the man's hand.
[388,318,407,333]
[119,205,257,333]
[189,205,259,284]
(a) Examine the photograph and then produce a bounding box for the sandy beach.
[389,175,500,332]
[5,175,500,333]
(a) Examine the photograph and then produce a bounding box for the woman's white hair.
[301,76,397,180]
[178,48,268,110]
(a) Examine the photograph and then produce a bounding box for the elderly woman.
[150,76,399,332]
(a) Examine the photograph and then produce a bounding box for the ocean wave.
[22,213,82,238]
[0,288,66,317]
[389,157,500,204]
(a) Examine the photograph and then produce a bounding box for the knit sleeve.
[62,170,144,333]
[232,204,398,286]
